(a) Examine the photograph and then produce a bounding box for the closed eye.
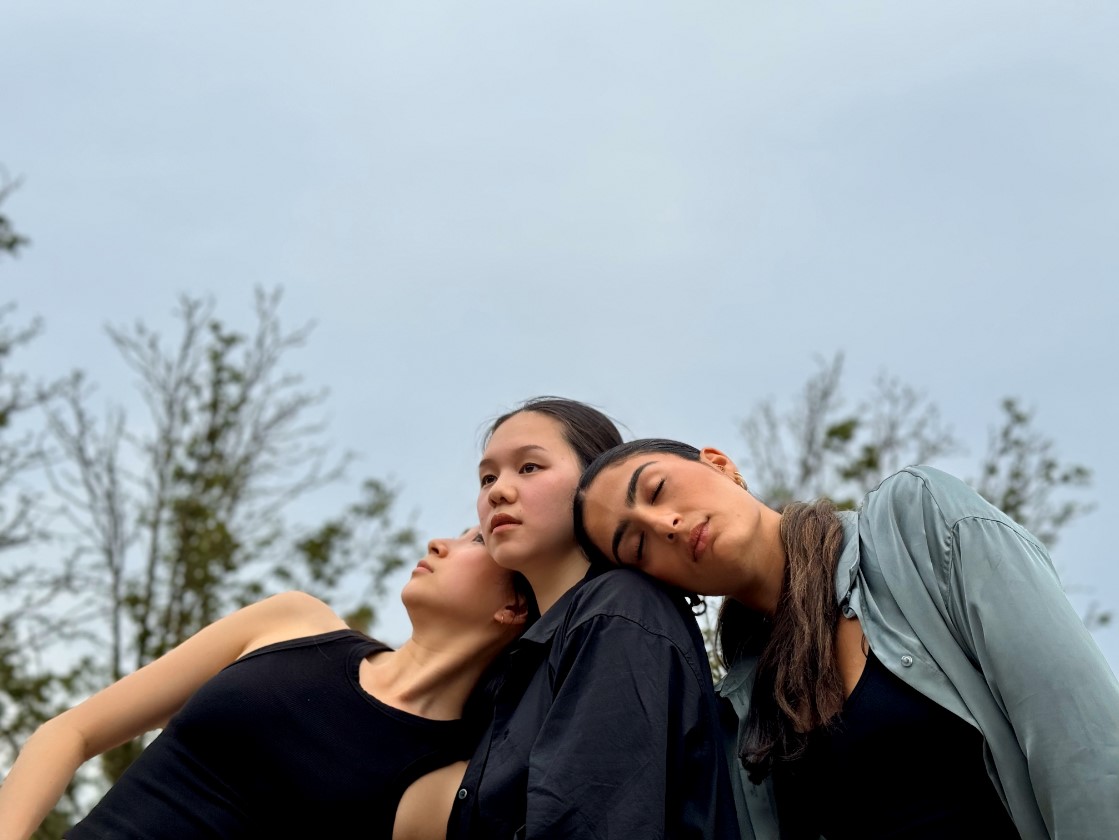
[635,532,645,566]
[650,478,664,504]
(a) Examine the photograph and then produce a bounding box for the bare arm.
[0,591,344,839]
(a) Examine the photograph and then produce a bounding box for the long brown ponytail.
[719,498,846,783]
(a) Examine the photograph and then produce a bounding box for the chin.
[490,545,532,573]
[398,579,425,608]
[398,587,415,610]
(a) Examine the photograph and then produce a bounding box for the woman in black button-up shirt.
[447,397,738,840]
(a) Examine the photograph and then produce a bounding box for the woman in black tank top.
[0,526,537,840]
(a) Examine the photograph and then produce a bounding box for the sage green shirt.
[717,466,1119,840]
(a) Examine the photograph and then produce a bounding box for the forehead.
[585,455,645,505]
[484,411,568,454]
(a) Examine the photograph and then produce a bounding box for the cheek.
[650,548,689,587]
[533,470,579,510]
[534,484,579,535]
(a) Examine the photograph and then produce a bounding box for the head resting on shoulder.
[573,438,712,613]
[573,438,703,564]
[576,437,848,784]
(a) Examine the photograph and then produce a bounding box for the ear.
[495,591,530,628]
[699,447,739,476]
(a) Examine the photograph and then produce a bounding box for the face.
[477,411,585,572]
[400,526,520,625]
[578,449,760,596]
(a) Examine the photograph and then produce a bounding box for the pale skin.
[477,411,593,614]
[402,411,619,835]
[0,529,526,840]
[392,760,468,840]
[580,447,868,698]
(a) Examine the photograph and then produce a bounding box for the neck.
[523,548,590,615]
[362,624,509,720]
[730,503,787,617]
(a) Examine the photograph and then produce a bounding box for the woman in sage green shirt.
[573,439,1119,840]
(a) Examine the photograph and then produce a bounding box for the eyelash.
[473,533,485,544]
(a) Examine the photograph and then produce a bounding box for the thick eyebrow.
[610,460,656,564]
[478,444,548,471]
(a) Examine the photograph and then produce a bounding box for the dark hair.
[573,438,706,613]
[486,396,623,471]
[573,437,847,783]
[736,499,845,783]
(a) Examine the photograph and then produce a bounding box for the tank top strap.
[237,627,391,665]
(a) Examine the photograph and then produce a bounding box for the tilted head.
[574,437,764,599]
[401,526,539,636]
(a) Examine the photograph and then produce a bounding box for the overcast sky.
[4,1,1117,673]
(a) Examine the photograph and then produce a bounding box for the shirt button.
[457,788,468,800]
[900,655,914,667]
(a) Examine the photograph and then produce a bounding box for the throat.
[524,552,590,615]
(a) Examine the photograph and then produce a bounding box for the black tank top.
[68,629,469,839]
[774,649,1020,839]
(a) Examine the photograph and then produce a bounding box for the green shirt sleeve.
[939,484,1119,837]
[726,467,1119,839]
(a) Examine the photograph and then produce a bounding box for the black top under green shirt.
[774,648,1019,839]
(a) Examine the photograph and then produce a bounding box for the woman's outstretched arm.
[0,591,343,839]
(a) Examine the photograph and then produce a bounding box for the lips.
[489,512,521,534]
[689,521,709,562]
[414,559,434,574]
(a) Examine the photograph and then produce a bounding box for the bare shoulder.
[240,591,349,655]
[256,590,343,622]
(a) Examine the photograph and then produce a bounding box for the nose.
[485,473,516,507]
[639,508,683,541]
[426,538,449,558]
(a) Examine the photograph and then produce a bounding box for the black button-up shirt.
[449,565,739,839]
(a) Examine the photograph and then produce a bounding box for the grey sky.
[4,1,1117,672]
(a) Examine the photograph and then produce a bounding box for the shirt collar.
[715,655,756,699]
[835,510,861,608]
[518,563,598,646]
